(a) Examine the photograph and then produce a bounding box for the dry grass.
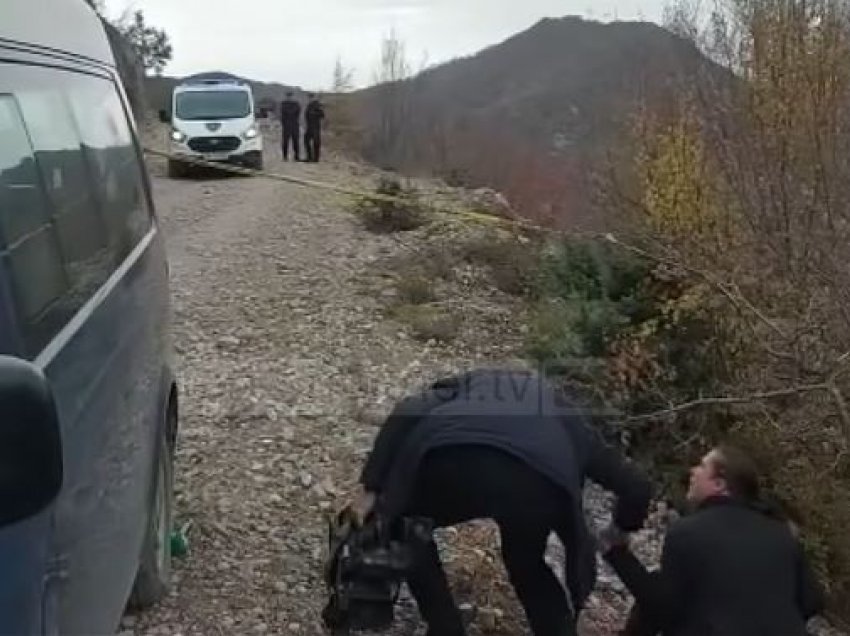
[395,269,438,305]
[354,177,429,233]
[457,234,542,297]
[390,303,461,343]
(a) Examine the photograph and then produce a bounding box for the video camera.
[321,507,433,634]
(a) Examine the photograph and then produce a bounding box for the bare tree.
[117,9,173,76]
[367,29,415,167]
[332,56,356,93]
[373,28,411,85]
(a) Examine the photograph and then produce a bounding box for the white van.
[160,77,265,177]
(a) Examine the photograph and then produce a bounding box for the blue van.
[0,1,179,633]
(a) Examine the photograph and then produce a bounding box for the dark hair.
[712,445,793,523]
[712,445,761,502]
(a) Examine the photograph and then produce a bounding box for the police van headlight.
[242,126,259,140]
[170,129,187,143]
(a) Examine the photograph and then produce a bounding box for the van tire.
[245,152,263,171]
[167,159,186,179]
[129,418,175,609]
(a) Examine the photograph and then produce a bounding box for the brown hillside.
[352,16,731,228]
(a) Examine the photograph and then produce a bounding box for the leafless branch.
[828,384,850,445]
[624,382,830,424]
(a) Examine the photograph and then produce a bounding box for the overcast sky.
[106,0,668,90]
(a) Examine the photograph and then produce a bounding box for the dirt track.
[128,127,542,635]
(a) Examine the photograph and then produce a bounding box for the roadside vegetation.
[371,0,850,619]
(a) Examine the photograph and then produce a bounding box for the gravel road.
[128,134,536,636]
[124,126,844,636]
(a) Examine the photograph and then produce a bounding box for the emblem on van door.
[206,122,222,132]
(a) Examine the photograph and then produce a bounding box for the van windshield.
[175,91,251,121]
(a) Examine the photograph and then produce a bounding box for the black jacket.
[280,99,301,126]
[305,99,325,129]
[360,367,653,610]
[605,496,825,636]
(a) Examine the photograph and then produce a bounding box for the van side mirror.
[257,108,268,119]
[158,109,170,124]
[0,356,63,529]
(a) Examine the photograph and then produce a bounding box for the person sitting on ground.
[350,367,654,636]
[598,445,825,636]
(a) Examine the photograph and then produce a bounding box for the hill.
[351,16,730,228]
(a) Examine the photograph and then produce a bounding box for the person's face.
[687,449,729,504]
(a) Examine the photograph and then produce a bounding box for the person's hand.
[350,486,377,527]
[787,519,800,539]
[597,522,630,554]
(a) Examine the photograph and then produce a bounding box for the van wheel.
[129,420,175,609]
[246,152,263,171]
[167,159,186,179]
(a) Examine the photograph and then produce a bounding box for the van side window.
[0,95,70,353]
[1,63,153,357]
[68,75,151,259]
[16,90,113,306]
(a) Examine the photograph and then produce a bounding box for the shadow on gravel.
[175,166,251,181]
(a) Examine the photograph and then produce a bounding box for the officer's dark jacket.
[305,100,324,128]
[605,496,825,636]
[280,99,300,126]
[359,367,653,610]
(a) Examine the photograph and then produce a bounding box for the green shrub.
[539,239,651,308]
[527,238,653,368]
[526,300,583,366]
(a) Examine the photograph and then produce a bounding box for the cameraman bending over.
[351,367,653,636]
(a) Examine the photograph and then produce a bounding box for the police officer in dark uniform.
[350,367,654,636]
[304,93,325,162]
[280,90,301,161]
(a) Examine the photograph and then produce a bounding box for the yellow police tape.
[142,147,565,238]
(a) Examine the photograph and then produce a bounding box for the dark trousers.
[402,446,577,636]
[619,573,661,636]
[621,603,659,636]
[304,126,322,162]
[282,125,300,160]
